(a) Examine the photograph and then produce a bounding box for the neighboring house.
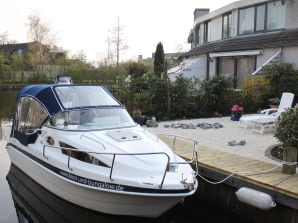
[0,42,66,78]
[151,52,185,68]
[0,42,30,55]
[170,0,298,88]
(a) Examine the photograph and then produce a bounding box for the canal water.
[0,88,253,223]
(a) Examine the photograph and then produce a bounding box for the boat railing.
[157,133,199,166]
[42,145,170,188]
[156,133,199,176]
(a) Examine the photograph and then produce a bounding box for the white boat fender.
[235,187,276,210]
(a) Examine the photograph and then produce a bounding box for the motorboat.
[6,83,198,217]
[6,165,134,223]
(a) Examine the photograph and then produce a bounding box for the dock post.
[282,146,297,174]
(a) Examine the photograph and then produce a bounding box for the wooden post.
[282,146,297,174]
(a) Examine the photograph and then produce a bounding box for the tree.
[11,54,26,81]
[153,42,165,78]
[108,17,128,77]
[26,12,56,45]
[0,31,9,45]
[263,63,298,97]
[0,53,6,79]
[26,13,58,72]
[102,37,114,66]
[124,62,147,79]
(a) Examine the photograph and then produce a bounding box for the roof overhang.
[209,50,262,58]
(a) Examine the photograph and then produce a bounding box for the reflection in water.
[6,164,252,223]
[6,165,186,223]
[0,88,18,120]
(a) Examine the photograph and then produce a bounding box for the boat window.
[47,108,136,130]
[60,142,109,167]
[54,85,119,108]
[15,97,48,135]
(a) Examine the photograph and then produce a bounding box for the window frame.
[237,1,285,36]
[203,20,211,43]
[222,12,232,38]
[194,24,201,46]
[238,5,256,35]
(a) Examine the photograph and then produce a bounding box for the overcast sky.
[1,0,235,62]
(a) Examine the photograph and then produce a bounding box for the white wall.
[209,58,216,78]
[285,0,298,29]
[256,48,281,68]
[282,46,298,69]
[167,55,207,82]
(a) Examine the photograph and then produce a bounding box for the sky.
[0,0,235,62]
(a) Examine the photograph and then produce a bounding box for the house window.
[204,20,211,42]
[256,5,266,31]
[239,7,255,35]
[223,12,232,38]
[218,56,256,89]
[195,25,200,46]
[238,1,285,35]
[267,1,285,30]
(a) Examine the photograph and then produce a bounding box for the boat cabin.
[11,84,136,146]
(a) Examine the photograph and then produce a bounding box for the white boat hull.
[6,143,196,218]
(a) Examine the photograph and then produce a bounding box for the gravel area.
[148,116,280,165]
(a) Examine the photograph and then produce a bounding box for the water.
[0,151,252,223]
[0,88,252,223]
[0,88,18,121]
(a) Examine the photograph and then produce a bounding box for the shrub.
[275,106,298,147]
[241,75,270,113]
[263,63,298,97]
[170,75,199,119]
[200,76,233,116]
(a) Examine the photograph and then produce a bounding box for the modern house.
[169,0,298,88]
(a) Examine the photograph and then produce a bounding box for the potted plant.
[274,106,298,174]
[230,104,244,121]
[268,97,280,109]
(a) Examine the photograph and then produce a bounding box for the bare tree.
[26,13,58,71]
[0,31,9,45]
[72,50,87,62]
[103,37,114,66]
[26,12,56,46]
[108,17,128,76]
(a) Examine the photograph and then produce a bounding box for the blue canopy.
[16,84,62,116]
[12,84,123,146]
[15,84,122,116]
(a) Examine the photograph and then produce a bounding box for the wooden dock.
[159,135,297,222]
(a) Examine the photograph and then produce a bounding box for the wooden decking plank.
[247,173,291,186]
[163,137,298,200]
[275,175,298,193]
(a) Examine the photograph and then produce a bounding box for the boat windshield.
[54,85,120,109]
[47,108,137,130]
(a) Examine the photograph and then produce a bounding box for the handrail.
[80,134,106,150]
[251,48,281,75]
[157,133,199,176]
[42,144,170,188]
[157,133,198,161]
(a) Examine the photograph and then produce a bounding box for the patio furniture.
[239,92,294,129]
[252,118,277,135]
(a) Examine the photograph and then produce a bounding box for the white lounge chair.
[239,92,295,129]
[251,118,277,135]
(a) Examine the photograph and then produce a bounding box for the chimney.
[138,55,143,62]
[194,8,210,21]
